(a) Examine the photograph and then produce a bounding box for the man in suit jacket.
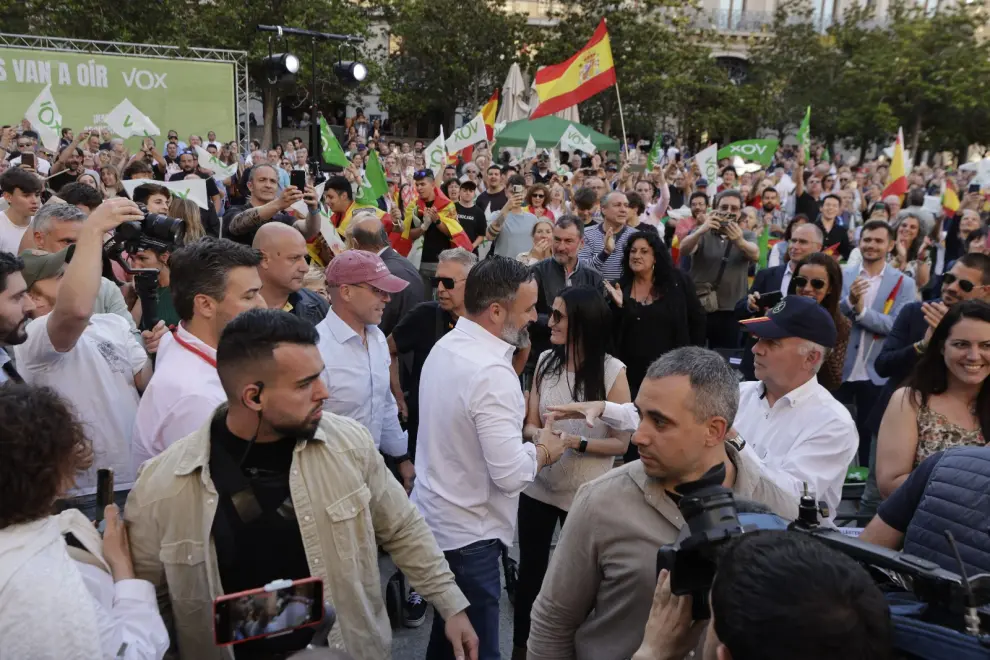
[734,223,824,379]
[837,220,917,465]
[348,213,424,337]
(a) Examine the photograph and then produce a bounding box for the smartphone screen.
[758,291,784,310]
[969,183,981,194]
[21,152,35,168]
[95,468,114,522]
[214,577,324,646]
[512,184,525,196]
[290,170,307,191]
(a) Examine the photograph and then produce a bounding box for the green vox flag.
[757,225,771,270]
[319,116,350,168]
[823,146,832,163]
[646,134,664,169]
[795,106,811,155]
[355,150,388,207]
[717,139,779,167]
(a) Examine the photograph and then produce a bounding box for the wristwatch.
[578,437,588,454]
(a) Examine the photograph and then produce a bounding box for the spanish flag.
[331,201,387,237]
[459,89,500,163]
[531,18,616,119]
[882,127,908,200]
[390,187,473,256]
[942,178,960,217]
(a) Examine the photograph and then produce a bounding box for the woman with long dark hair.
[515,286,631,658]
[876,300,989,497]
[786,252,850,391]
[891,214,931,290]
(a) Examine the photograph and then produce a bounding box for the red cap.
[325,250,409,294]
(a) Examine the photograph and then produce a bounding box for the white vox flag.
[290,179,327,216]
[425,127,447,180]
[695,143,719,186]
[522,135,538,159]
[194,145,238,180]
[446,113,486,154]
[559,123,596,155]
[24,84,63,151]
[122,177,209,210]
[104,98,160,138]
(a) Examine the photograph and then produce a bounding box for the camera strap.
[712,240,734,291]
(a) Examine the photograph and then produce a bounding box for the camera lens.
[142,212,185,245]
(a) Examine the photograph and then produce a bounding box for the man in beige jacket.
[531,347,799,660]
[125,309,477,660]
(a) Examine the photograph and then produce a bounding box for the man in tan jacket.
[125,309,478,660]
[531,347,799,660]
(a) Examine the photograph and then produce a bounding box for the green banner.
[717,139,779,167]
[0,47,236,151]
[796,106,811,155]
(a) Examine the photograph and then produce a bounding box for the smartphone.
[758,291,784,310]
[511,184,525,196]
[214,577,324,646]
[969,182,981,194]
[290,170,307,191]
[95,468,114,522]
[629,164,646,173]
[20,152,35,169]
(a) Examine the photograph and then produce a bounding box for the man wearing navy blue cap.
[734,295,858,520]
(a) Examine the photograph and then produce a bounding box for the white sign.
[121,177,208,210]
[695,143,718,185]
[446,113,486,154]
[104,98,160,138]
[193,145,238,180]
[24,84,62,151]
[560,123,595,154]
[290,180,326,216]
[425,127,447,180]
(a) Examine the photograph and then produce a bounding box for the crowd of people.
[0,115,988,660]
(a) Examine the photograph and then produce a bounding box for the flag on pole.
[319,116,350,167]
[757,225,771,270]
[459,89,500,163]
[695,143,719,184]
[194,145,238,179]
[104,99,160,138]
[560,124,596,155]
[942,178,960,217]
[522,135,538,160]
[425,128,447,180]
[795,106,811,156]
[717,139,779,167]
[24,84,63,151]
[882,127,908,199]
[355,151,389,207]
[531,18,616,119]
[646,136,664,170]
[446,114,487,155]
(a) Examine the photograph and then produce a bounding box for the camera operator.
[132,238,266,471]
[13,198,167,519]
[632,531,892,660]
[224,164,320,247]
[527,347,797,660]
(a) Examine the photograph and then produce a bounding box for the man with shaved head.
[253,222,328,325]
[224,164,321,246]
[348,212,424,335]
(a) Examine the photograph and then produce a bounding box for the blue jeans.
[57,490,130,521]
[426,538,502,660]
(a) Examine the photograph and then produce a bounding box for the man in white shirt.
[131,237,266,470]
[14,198,157,519]
[7,133,52,175]
[316,250,415,490]
[0,168,42,254]
[736,295,858,519]
[0,251,35,385]
[413,256,567,660]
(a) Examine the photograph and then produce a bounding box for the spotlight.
[334,61,367,86]
[263,52,299,84]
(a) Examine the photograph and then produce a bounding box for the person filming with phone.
[224,165,320,247]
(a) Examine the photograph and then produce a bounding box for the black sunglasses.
[414,169,433,179]
[550,309,565,324]
[944,272,977,293]
[793,276,827,291]
[430,276,462,290]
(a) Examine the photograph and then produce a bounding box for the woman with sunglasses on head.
[786,252,850,392]
[876,300,990,498]
[524,183,555,221]
[891,213,932,291]
[515,286,631,659]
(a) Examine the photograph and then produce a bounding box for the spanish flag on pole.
[882,127,908,199]
[942,178,960,218]
[458,89,500,164]
[531,18,616,119]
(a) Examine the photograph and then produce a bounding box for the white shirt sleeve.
[156,392,225,451]
[379,386,409,458]
[469,367,538,495]
[77,563,170,660]
[601,401,640,432]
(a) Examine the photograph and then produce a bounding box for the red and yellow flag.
[531,18,616,119]
[390,187,473,256]
[882,127,908,199]
[942,178,960,217]
[454,89,500,164]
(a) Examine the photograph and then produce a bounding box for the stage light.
[334,61,367,86]
[263,52,299,84]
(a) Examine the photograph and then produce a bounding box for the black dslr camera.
[103,203,185,331]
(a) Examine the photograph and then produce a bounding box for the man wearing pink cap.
[315,250,415,488]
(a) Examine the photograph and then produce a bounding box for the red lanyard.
[170,327,217,368]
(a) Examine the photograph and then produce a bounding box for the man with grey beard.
[411,256,568,660]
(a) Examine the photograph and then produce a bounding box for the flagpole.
[614,83,629,157]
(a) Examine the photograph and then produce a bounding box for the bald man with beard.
[253,223,328,325]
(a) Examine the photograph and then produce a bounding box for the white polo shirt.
[412,317,538,551]
[131,324,225,472]
[15,313,147,495]
[733,377,858,519]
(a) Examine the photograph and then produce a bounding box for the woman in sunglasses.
[524,183,555,221]
[876,301,990,498]
[786,252,850,392]
[515,286,631,658]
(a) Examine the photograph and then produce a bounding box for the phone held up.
[94,468,114,523]
[214,577,324,646]
[290,169,307,191]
